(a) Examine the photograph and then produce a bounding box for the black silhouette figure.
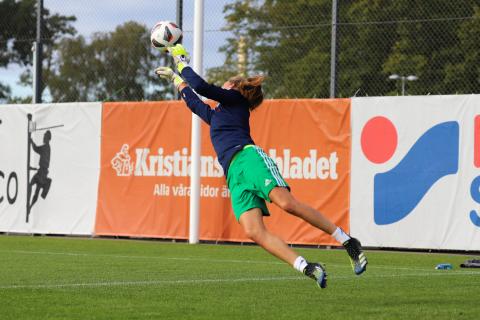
[29,130,52,210]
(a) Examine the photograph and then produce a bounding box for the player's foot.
[303,262,327,288]
[343,237,368,275]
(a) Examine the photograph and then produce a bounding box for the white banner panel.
[351,95,480,250]
[0,103,101,235]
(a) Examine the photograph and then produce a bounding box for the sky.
[2,0,234,99]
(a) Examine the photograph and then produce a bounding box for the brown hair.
[228,75,265,110]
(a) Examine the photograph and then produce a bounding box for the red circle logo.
[361,116,398,164]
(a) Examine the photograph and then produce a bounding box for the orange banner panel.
[96,101,191,239]
[253,99,350,245]
[95,99,351,245]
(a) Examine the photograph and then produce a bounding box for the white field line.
[0,276,303,290]
[0,249,464,272]
[1,271,480,290]
[3,250,284,265]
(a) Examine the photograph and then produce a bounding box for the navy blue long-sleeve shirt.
[179,66,254,176]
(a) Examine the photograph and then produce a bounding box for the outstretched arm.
[169,44,242,105]
[179,86,214,125]
[180,67,242,105]
[155,66,213,125]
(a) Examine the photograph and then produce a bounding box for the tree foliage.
[0,0,76,65]
[0,0,76,101]
[0,83,11,102]
[210,0,479,97]
[1,1,171,102]
[3,0,478,102]
[46,22,170,102]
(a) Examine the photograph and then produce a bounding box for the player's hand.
[168,44,190,73]
[155,66,185,89]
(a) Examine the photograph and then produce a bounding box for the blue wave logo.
[366,121,459,225]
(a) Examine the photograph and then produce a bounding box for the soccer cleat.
[343,237,368,275]
[303,262,327,288]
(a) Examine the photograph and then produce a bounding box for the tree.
[46,22,170,102]
[0,0,76,100]
[206,0,262,86]
[375,0,477,95]
[210,0,479,98]
[443,5,480,94]
[210,0,332,98]
[0,83,11,103]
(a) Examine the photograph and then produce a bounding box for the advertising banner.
[96,99,351,245]
[0,103,101,235]
[350,95,480,250]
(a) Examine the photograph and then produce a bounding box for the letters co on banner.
[0,103,101,235]
[95,100,351,245]
[350,95,480,251]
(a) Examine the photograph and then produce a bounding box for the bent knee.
[243,225,267,243]
[277,198,299,214]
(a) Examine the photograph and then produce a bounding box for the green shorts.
[226,145,290,221]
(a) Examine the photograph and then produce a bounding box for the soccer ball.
[150,21,183,51]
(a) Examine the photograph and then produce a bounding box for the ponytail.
[228,75,265,110]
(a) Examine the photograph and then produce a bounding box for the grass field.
[0,235,479,320]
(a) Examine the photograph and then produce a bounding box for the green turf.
[0,235,479,320]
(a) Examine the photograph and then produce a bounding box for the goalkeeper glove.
[155,67,185,90]
[168,44,190,73]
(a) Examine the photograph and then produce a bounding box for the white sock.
[293,256,308,273]
[332,227,350,244]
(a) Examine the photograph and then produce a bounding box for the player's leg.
[239,208,327,288]
[239,208,297,264]
[269,187,368,275]
[269,187,337,234]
